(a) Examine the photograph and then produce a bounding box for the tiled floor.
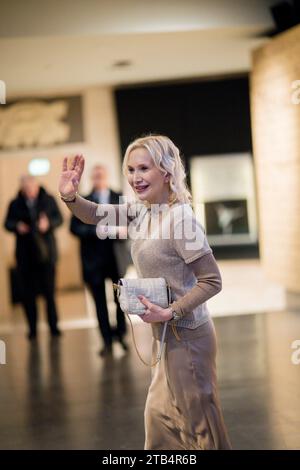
[0,309,299,450]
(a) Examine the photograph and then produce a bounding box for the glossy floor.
[0,310,300,450]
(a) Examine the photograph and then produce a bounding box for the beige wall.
[0,86,122,321]
[251,25,300,307]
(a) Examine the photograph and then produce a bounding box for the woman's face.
[127,147,170,204]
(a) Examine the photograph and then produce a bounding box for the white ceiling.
[0,0,274,98]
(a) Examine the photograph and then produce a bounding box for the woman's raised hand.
[59,155,85,198]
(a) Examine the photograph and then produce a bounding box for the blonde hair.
[122,134,192,205]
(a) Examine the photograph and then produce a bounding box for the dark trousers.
[87,262,126,347]
[18,262,59,335]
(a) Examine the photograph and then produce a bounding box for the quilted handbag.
[113,277,172,315]
[113,277,173,367]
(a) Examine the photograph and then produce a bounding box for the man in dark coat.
[4,175,63,340]
[70,165,129,357]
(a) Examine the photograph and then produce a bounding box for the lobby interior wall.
[251,25,300,308]
[0,87,121,321]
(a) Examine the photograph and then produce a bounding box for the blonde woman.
[58,135,232,450]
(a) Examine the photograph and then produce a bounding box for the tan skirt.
[144,317,232,450]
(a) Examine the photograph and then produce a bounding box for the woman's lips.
[135,185,149,193]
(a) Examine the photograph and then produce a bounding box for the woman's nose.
[133,171,143,183]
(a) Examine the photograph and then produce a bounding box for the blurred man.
[70,165,129,357]
[4,175,63,340]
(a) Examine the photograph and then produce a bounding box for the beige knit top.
[65,195,222,328]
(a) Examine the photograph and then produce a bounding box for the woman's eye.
[128,166,148,173]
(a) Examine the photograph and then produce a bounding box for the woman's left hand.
[138,295,173,323]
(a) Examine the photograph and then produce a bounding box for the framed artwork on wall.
[204,199,249,236]
[190,153,257,246]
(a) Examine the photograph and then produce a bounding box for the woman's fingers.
[138,295,153,309]
[140,313,149,323]
[70,156,75,171]
[60,155,83,197]
[76,155,85,178]
[70,154,79,171]
[63,155,84,184]
[62,156,68,172]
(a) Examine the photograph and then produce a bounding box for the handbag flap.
[118,278,169,315]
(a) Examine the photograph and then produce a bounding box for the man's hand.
[138,295,173,323]
[38,213,50,233]
[16,222,30,235]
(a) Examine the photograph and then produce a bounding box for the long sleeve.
[170,252,222,317]
[47,196,63,230]
[4,201,18,233]
[70,214,97,238]
[64,195,137,226]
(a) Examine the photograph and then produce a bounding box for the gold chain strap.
[171,323,181,341]
[126,313,165,367]
[113,281,181,367]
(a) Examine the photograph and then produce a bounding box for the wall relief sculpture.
[0,100,71,149]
